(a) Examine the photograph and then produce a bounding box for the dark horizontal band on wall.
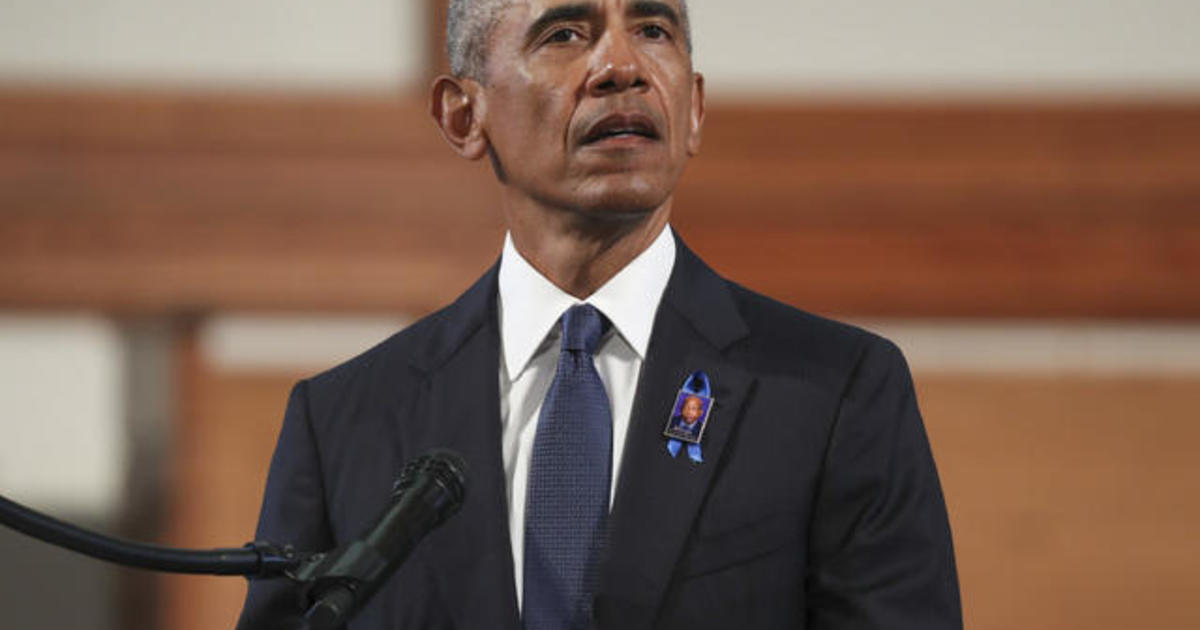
[2,89,1198,318]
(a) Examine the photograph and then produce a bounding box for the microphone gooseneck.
[298,450,469,630]
[0,448,468,630]
[0,493,296,576]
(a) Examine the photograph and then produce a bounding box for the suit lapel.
[597,239,755,629]
[394,239,753,629]
[399,264,522,630]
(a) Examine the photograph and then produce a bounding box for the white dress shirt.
[497,225,676,610]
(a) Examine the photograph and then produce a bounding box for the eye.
[545,27,583,44]
[639,23,671,40]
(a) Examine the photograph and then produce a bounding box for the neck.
[504,199,672,299]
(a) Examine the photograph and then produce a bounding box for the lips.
[580,112,660,145]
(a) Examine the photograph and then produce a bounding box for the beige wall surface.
[691,0,1200,97]
[0,0,427,90]
[0,315,126,517]
[2,1,1199,95]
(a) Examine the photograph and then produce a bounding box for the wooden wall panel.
[165,351,1200,629]
[159,331,303,630]
[681,104,1200,317]
[921,376,1200,630]
[1,90,1198,317]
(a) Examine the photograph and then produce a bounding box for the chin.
[571,175,674,218]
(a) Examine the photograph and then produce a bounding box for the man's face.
[681,396,702,423]
[477,0,703,217]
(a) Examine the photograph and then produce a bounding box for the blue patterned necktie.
[523,303,613,630]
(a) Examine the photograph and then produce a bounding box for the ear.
[686,72,706,157]
[430,75,489,161]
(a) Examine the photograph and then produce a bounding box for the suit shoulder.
[724,281,902,377]
[296,265,496,422]
[302,303,461,397]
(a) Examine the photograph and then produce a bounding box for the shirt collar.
[498,225,676,380]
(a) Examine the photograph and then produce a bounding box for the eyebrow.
[628,1,681,28]
[525,3,597,43]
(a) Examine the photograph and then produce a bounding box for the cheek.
[490,92,539,146]
[648,56,694,113]
[673,83,696,131]
[531,94,553,132]
[494,85,568,151]
[531,84,574,141]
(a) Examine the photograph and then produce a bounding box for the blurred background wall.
[1,1,1198,628]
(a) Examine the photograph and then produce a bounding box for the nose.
[585,30,648,96]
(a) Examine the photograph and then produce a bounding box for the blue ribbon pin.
[665,371,713,463]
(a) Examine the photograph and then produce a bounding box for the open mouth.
[581,113,660,145]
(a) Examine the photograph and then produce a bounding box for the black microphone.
[297,450,469,630]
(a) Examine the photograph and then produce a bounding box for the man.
[667,395,706,440]
[238,1,961,628]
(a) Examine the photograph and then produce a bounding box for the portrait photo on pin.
[663,390,714,444]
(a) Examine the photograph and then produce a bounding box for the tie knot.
[560,304,608,354]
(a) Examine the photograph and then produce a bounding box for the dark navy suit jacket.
[237,237,962,629]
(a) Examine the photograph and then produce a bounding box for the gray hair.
[446,0,691,81]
